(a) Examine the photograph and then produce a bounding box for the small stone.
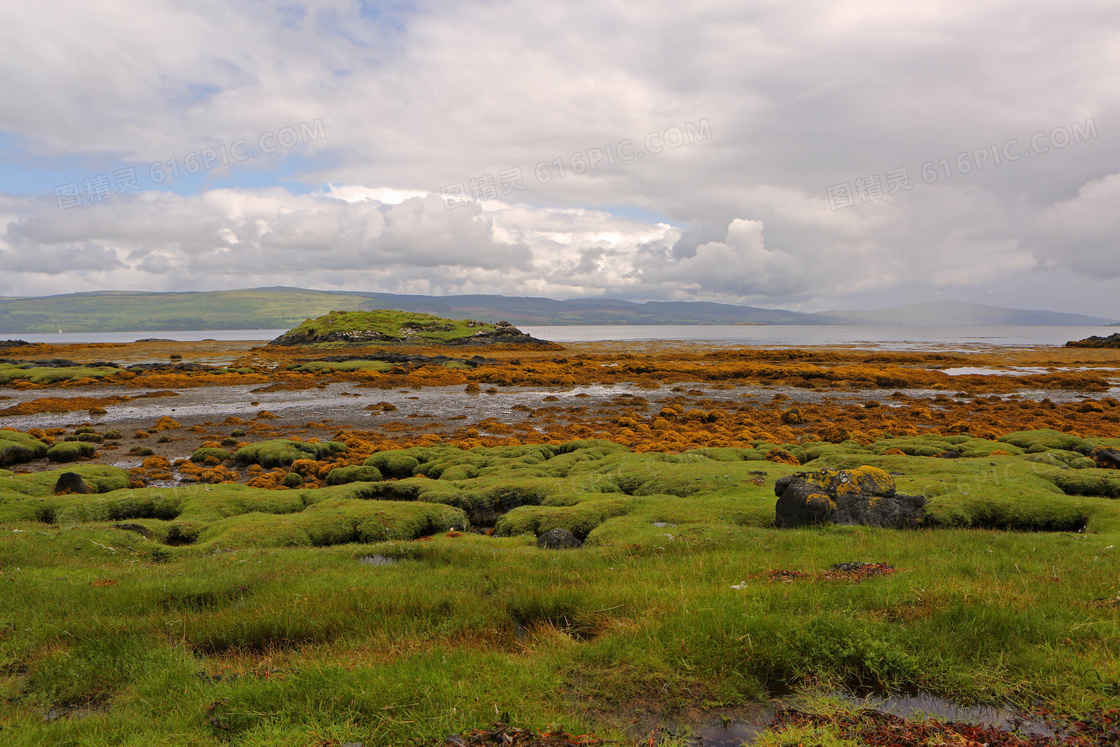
[536,528,582,549]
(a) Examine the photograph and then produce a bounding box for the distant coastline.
[0,287,1113,333]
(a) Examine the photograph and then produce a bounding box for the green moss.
[195,498,467,548]
[287,360,393,373]
[363,451,421,478]
[325,465,383,485]
[233,439,348,467]
[275,309,498,345]
[0,363,119,385]
[0,430,49,466]
[46,441,96,462]
[1000,428,1090,454]
[190,447,230,463]
[496,496,631,540]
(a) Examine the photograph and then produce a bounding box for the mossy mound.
[46,441,96,463]
[233,439,348,468]
[0,430,49,466]
[191,447,231,463]
[269,309,553,347]
[325,465,383,485]
[0,362,120,385]
[999,428,1090,454]
[363,451,421,478]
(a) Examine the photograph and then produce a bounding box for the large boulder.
[53,472,92,495]
[1090,447,1120,470]
[774,466,926,529]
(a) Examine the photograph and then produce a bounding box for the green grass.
[286,360,394,373]
[1,434,1120,744]
[276,309,496,345]
[0,363,120,385]
[0,431,48,467]
[232,439,348,468]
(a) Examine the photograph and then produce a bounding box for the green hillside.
[0,288,373,333]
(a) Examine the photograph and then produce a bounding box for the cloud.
[1033,172,1120,279]
[0,1,1118,314]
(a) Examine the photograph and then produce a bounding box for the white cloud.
[0,1,1118,314]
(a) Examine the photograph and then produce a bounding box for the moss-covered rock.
[191,447,230,463]
[363,451,421,478]
[999,429,1090,454]
[233,439,348,468]
[47,441,96,463]
[0,430,49,466]
[324,465,383,485]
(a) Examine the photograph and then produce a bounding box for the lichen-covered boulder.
[774,466,926,528]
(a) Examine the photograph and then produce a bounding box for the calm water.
[2,325,1115,349]
[524,325,1116,348]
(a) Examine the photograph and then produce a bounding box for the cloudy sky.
[1,1,1118,315]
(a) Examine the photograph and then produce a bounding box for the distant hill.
[820,301,1116,327]
[0,289,1111,333]
[0,287,839,333]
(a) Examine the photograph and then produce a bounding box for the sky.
[1,0,1118,316]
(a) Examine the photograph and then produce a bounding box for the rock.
[774,466,926,529]
[1066,332,1120,348]
[53,472,92,495]
[1090,447,1120,469]
[536,528,582,549]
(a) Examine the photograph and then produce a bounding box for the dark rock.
[1066,332,1120,348]
[53,472,92,495]
[536,528,582,549]
[1091,447,1120,469]
[933,450,961,459]
[774,466,926,529]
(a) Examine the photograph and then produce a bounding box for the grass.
[275,310,496,345]
[1,435,1120,744]
[0,363,120,386]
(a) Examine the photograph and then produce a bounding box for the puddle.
[836,692,1055,737]
[690,691,1057,746]
[691,722,767,746]
[357,555,398,566]
[940,366,1120,377]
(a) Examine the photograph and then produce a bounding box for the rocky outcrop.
[444,320,550,347]
[53,472,92,495]
[1091,447,1120,469]
[1066,332,1120,348]
[774,466,926,528]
